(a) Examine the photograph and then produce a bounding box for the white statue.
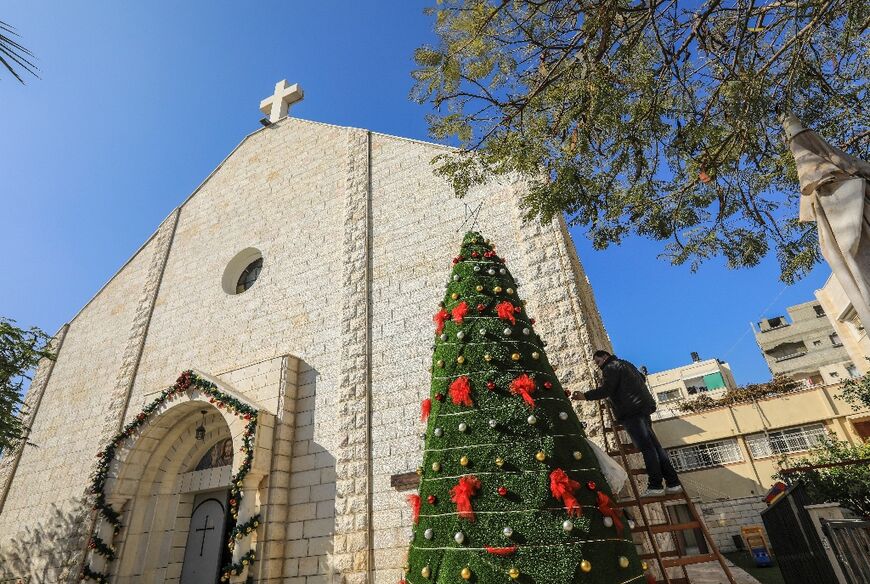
[783,113,870,331]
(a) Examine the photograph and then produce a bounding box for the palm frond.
[0,20,38,83]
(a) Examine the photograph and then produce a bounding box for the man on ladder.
[574,350,683,498]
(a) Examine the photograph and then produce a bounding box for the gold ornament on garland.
[494,286,503,293]
[451,292,459,300]
[507,288,514,295]
[642,561,649,571]
[580,560,592,573]
[460,455,469,467]
[484,354,493,362]
[457,355,465,364]
[535,450,547,462]
[573,451,582,460]
[531,351,540,360]
[495,456,505,467]
[511,352,521,361]
[460,567,472,580]
[476,285,484,292]
[618,556,630,569]
[421,565,431,578]
[508,567,520,579]
[431,462,441,472]
[436,360,444,368]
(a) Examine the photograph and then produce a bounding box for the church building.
[0,80,610,584]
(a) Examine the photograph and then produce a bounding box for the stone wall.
[695,497,769,552]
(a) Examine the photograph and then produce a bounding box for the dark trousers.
[622,414,680,489]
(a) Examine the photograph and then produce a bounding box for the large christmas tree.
[402,232,647,584]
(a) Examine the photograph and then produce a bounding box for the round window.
[222,248,263,295]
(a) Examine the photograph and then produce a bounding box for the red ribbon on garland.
[450,475,481,520]
[496,301,517,324]
[550,469,583,517]
[449,376,473,407]
[407,494,421,524]
[421,398,431,422]
[485,546,518,556]
[597,490,624,536]
[451,301,469,324]
[433,308,450,334]
[509,374,537,408]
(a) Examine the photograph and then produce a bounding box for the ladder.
[596,402,737,584]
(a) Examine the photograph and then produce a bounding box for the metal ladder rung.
[615,492,687,507]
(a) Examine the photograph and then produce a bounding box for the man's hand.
[571,391,586,401]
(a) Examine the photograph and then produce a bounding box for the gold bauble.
[421,566,431,578]
[456,355,465,364]
[484,354,493,362]
[451,292,459,300]
[508,567,520,579]
[436,360,444,368]
[535,450,547,462]
[511,353,521,361]
[572,451,583,460]
[416,466,424,476]
[460,455,469,467]
[580,560,592,573]
[494,286,503,293]
[431,462,441,472]
[242,559,248,566]
[531,351,540,360]
[506,288,514,295]
[495,456,505,467]
[475,285,484,292]
[641,561,649,571]
[618,556,630,569]
[460,567,472,580]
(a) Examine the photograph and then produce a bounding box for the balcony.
[773,351,808,362]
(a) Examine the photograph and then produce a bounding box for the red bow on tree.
[485,546,518,556]
[550,469,583,517]
[433,308,450,334]
[421,398,431,422]
[451,301,469,324]
[450,475,481,520]
[496,301,517,324]
[407,494,421,524]
[509,374,536,408]
[597,491,624,536]
[449,376,473,407]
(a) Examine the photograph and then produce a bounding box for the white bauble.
[454,531,465,544]
[458,422,468,432]
[559,411,569,421]
[502,526,513,537]
[527,415,537,425]
[563,520,574,532]
[424,528,434,540]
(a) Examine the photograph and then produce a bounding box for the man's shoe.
[665,484,684,494]
[640,488,665,498]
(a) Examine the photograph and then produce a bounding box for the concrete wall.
[816,273,870,375]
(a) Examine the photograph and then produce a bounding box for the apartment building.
[753,300,858,385]
[816,273,870,375]
[651,382,869,551]
[645,354,737,419]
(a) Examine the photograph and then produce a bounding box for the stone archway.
[90,373,272,583]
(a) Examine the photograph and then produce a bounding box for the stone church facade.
[0,90,610,583]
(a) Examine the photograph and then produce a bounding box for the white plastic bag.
[585,438,628,493]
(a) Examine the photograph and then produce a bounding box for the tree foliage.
[412,0,869,282]
[0,318,53,453]
[775,438,870,517]
[676,374,801,413]
[0,20,38,83]
[839,370,870,411]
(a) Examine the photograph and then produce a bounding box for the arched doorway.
[102,394,255,583]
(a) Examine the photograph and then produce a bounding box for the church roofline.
[61,116,458,332]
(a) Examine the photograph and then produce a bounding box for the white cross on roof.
[259,80,304,123]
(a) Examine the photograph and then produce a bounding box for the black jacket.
[583,356,656,421]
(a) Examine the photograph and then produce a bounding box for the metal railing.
[822,519,870,584]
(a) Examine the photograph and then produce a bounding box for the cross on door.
[194,514,216,556]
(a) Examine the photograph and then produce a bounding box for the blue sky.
[0,1,830,385]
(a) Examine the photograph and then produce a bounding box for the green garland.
[221,549,256,580]
[228,514,262,550]
[81,370,261,582]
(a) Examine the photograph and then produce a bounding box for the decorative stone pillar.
[332,128,372,584]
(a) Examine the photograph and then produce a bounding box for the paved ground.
[685,558,763,584]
